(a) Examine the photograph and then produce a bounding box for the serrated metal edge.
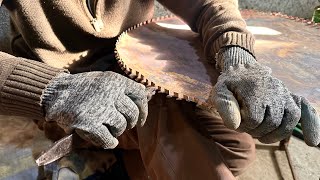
[114,14,216,109]
[242,9,320,28]
[271,11,319,27]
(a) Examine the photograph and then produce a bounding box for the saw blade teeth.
[135,77,142,82]
[124,69,131,75]
[163,89,169,95]
[160,87,167,94]
[166,94,173,98]
[183,95,189,101]
[269,11,318,30]
[193,97,199,104]
[141,78,149,85]
[168,91,178,99]
[121,66,127,72]
[174,92,184,100]
[135,71,140,77]
[177,94,185,100]
[129,73,137,79]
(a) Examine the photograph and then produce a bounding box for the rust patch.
[115,13,320,111]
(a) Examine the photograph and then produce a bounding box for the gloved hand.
[42,71,154,149]
[212,46,320,146]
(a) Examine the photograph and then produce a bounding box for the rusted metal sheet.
[242,10,320,112]
[116,16,220,109]
[115,11,320,112]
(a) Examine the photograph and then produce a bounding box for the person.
[0,0,319,179]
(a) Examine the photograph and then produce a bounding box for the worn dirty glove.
[42,71,154,149]
[212,46,320,146]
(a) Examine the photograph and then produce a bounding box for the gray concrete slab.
[239,138,320,180]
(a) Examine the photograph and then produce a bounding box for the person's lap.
[118,93,255,180]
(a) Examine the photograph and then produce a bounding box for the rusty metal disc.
[115,11,320,111]
[115,16,219,109]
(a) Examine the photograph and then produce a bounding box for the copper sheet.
[116,11,320,112]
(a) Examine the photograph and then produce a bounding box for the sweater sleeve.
[156,0,255,60]
[0,52,66,120]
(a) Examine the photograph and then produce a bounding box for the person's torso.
[3,0,154,72]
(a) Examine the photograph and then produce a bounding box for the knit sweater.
[0,0,254,119]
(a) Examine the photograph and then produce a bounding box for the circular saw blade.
[115,16,219,109]
[115,11,320,111]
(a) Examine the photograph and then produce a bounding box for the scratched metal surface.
[116,17,220,108]
[241,10,320,112]
[116,11,320,112]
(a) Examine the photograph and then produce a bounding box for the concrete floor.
[239,138,320,180]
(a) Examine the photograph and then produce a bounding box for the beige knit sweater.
[0,0,254,119]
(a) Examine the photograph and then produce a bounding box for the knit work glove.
[42,71,154,149]
[212,46,320,146]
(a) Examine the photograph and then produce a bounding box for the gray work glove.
[212,46,320,146]
[42,71,154,149]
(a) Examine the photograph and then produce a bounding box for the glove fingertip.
[138,119,146,127]
[75,127,119,149]
[223,111,241,130]
[258,136,277,144]
[300,112,320,146]
[300,97,320,146]
[304,136,320,147]
[102,138,119,149]
[216,99,241,130]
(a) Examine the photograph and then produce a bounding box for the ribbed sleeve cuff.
[212,31,255,58]
[215,46,256,72]
[0,60,67,120]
